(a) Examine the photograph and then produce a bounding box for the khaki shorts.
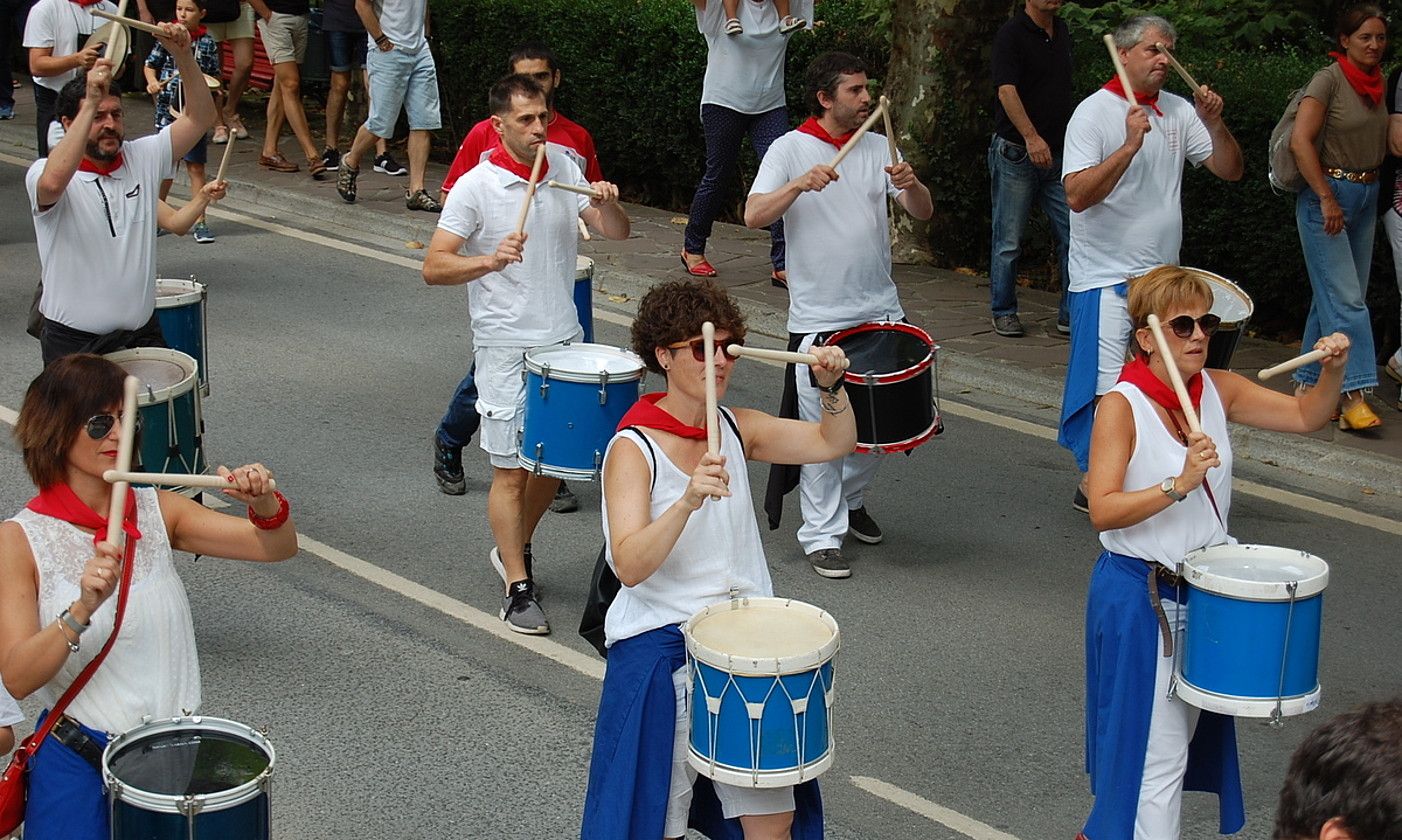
[205,1,254,42]
[256,11,307,65]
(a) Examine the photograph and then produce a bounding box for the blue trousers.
[25,710,110,840]
[987,134,1070,323]
[684,104,787,271]
[437,361,480,449]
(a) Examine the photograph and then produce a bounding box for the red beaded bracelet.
[247,491,290,530]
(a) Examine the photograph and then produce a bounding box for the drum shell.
[824,322,940,453]
[1184,267,1253,370]
[1205,329,1243,371]
[105,348,207,496]
[111,794,269,840]
[575,257,595,344]
[517,344,643,480]
[154,278,209,396]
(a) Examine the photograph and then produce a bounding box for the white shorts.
[1095,287,1133,395]
[665,666,794,836]
[473,344,530,470]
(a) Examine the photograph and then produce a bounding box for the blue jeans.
[437,362,480,449]
[987,135,1070,323]
[1294,180,1380,391]
[684,104,787,271]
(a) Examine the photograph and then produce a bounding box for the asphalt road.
[0,157,1399,839]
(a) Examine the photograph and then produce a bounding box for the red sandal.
[681,250,718,278]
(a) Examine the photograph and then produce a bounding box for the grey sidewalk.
[3,83,1400,501]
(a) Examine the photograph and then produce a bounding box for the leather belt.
[49,714,104,771]
[1325,167,1378,184]
[1145,561,1183,659]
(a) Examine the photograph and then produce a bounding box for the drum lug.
[593,450,603,480]
[539,363,551,397]
[598,370,609,404]
[533,444,544,475]
[178,794,203,817]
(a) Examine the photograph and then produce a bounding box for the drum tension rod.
[598,370,609,405]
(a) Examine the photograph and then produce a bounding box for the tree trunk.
[885,0,1012,268]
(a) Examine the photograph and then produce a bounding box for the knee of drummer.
[738,810,795,840]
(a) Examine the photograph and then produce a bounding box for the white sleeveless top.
[602,409,773,646]
[1100,374,1233,568]
[9,487,200,734]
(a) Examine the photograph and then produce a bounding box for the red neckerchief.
[1103,76,1163,116]
[796,117,855,150]
[78,153,125,176]
[488,144,548,181]
[616,392,708,440]
[1329,51,1383,107]
[27,482,142,548]
[68,0,107,6]
[1117,355,1202,418]
[187,24,207,38]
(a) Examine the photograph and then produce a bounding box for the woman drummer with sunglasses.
[1078,266,1348,840]
[582,280,852,839]
[0,354,298,840]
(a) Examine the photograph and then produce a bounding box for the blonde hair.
[1125,266,1214,359]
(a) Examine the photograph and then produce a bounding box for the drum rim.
[854,415,941,454]
[522,342,645,383]
[515,453,600,481]
[825,322,936,385]
[102,715,275,813]
[104,348,199,405]
[1172,675,1321,719]
[1183,267,1253,328]
[683,597,840,675]
[687,745,834,789]
[154,278,207,308]
[1182,543,1329,600]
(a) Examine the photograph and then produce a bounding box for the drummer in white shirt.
[745,51,932,580]
[422,73,628,636]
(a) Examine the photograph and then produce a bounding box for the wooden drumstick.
[215,130,236,182]
[1154,42,1203,94]
[1103,33,1138,111]
[1257,349,1330,381]
[90,7,167,36]
[879,95,898,166]
[104,469,277,492]
[546,179,602,200]
[703,321,719,458]
[827,100,886,170]
[106,376,139,547]
[513,143,548,236]
[726,343,850,369]
[1146,314,1202,434]
[577,217,591,241]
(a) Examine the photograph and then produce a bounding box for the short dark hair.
[508,41,558,72]
[1273,697,1402,840]
[631,280,748,376]
[804,51,868,117]
[55,76,125,123]
[488,73,546,117]
[15,354,127,489]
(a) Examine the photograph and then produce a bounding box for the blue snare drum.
[518,343,643,480]
[105,348,207,497]
[1175,544,1329,720]
[155,278,209,396]
[575,256,595,344]
[685,598,839,788]
[104,715,274,840]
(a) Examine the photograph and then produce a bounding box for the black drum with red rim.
[822,322,941,453]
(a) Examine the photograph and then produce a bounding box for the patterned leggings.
[684,103,787,271]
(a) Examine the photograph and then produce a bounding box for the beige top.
[1302,62,1388,171]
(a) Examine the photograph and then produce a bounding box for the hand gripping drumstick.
[828,100,887,170]
[1154,42,1203,95]
[1257,349,1330,381]
[726,344,850,369]
[90,7,168,36]
[879,95,898,166]
[104,470,277,492]
[1102,33,1138,111]
[106,376,139,547]
[513,143,548,236]
[1146,314,1203,435]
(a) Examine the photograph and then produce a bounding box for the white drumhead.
[576,256,594,280]
[1185,267,1253,325]
[1182,543,1329,600]
[155,278,205,308]
[524,343,643,383]
[685,597,840,675]
[104,348,198,404]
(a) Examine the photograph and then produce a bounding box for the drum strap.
[1147,567,1179,658]
[1163,411,1226,530]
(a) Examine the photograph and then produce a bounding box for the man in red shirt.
[433,41,602,516]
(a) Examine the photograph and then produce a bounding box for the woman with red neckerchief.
[1290,3,1389,431]
[1079,266,1348,840]
[0,354,298,840]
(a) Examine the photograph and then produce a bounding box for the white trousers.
[1135,598,1202,840]
[793,333,883,554]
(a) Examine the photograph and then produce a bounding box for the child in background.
[145,0,221,243]
[722,0,805,35]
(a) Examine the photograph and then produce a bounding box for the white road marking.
[0,404,16,427]
[851,776,1021,840]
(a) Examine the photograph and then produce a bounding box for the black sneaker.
[847,506,883,544]
[432,435,466,495]
[1072,485,1090,513]
[806,548,851,579]
[406,189,443,212]
[320,146,341,170]
[991,313,1025,337]
[549,481,579,513]
[501,580,549,635]
[374,152,407,176]
[336,162,359,203]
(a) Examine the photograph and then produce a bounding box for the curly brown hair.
[631,279,748,375]
[15,354,126,488]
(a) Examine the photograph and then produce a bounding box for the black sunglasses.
[668,337,745,363]
[1164,314,1221,339]
[84,412,141,440]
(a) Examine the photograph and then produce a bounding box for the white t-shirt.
[0,686,22,729]
[437,149,591,348]
[695,0,810,115]
[750,129,905,333]
[23,0,117,93]
[1062,88,1214,292]
[372,0,426,53]
[27,130,173,334]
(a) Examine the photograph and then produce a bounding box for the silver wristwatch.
[59,607,88,637]
[1160,477,1186,502]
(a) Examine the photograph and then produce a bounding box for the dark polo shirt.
[991,9,1074,154]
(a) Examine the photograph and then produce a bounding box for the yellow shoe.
[1338,399,1382,431]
